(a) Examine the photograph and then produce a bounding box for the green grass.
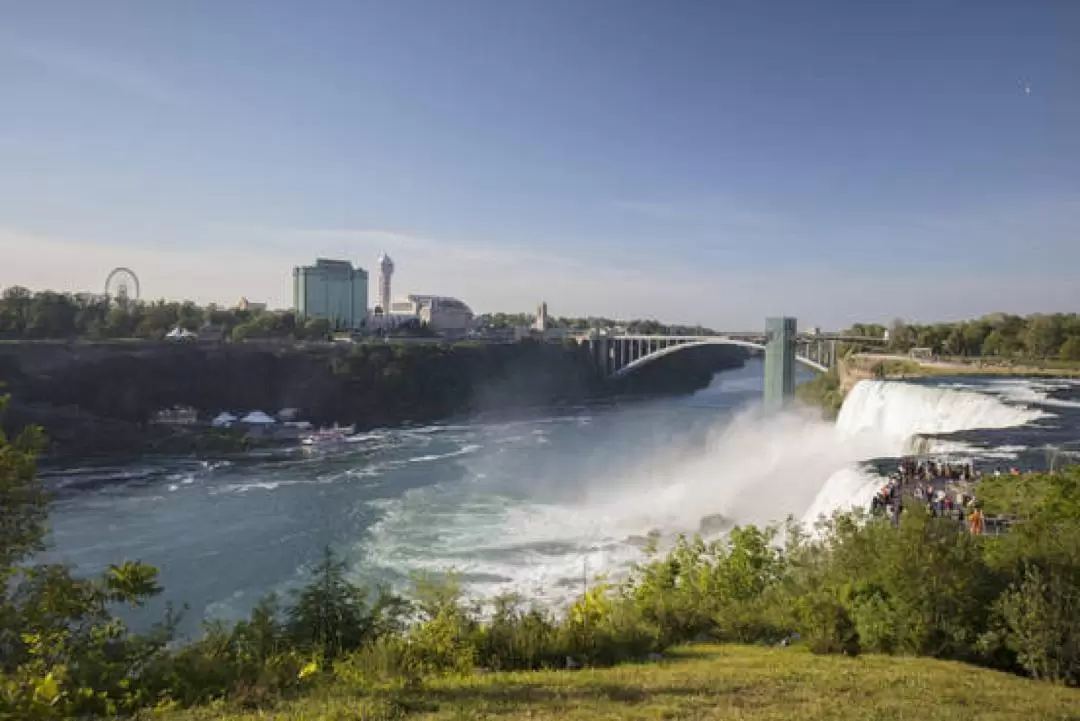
[158,645,1080,721]
[918,361,1080,378]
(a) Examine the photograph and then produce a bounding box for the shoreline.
[27,389,705,466]
[1,340,746,462]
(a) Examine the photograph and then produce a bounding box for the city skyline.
[2,1,1078,328]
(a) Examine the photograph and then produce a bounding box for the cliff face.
[0,340,746,457]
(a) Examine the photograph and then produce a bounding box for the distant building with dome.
[362,252,474,339]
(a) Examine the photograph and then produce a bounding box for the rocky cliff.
[0,340,746,457]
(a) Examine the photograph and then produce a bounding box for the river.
[38,359,1080,639]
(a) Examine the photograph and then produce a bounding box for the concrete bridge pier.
[592,335,609,376]
[764,317,797,411]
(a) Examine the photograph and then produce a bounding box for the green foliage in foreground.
[1,403,1079,717]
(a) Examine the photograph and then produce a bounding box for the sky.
[1,0,1078,330]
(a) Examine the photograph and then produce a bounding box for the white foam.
[364,489,645,606]
[980,379,1080,409]
[406,444,482,463]
[211,480,299,494]
[346,432,385,443]
[926,439,1028,460]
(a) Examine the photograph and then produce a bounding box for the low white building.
[382,295,474,339]
[240,411,276,425]
[211,412,238,428]
[165,327,197,341]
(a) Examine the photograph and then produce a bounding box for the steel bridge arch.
[610,337,829,378]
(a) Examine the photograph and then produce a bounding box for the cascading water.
[835,380,1049,443]
[575,379,1049,534]
[801,379,1048,524]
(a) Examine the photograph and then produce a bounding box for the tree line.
[0,287,440,343]
[1,286,720,344]
[846,313,1080,361]
[474,312,717,336]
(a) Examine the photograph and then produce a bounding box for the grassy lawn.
[915,360,1080,378]
[160,645,1080,721]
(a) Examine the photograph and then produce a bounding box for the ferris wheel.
[104,267,141,303]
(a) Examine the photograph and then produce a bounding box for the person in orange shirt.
[968,508,985,535]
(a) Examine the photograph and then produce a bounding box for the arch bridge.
[573,318,885,409]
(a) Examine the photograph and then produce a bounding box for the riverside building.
[292,258,369,330]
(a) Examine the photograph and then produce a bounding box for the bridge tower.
[764,317,797,411]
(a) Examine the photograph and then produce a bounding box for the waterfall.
[835,380,1049,443]
[800,379,1048,524]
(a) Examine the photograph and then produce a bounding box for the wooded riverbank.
[0,339,746,458]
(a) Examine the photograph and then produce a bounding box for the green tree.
[230,322,262,342]
[301,317,331,340]
[0,287,32,336]
[1025,315,1064,358]
[286,547,409,660]
[982,330,1006,357]
[887,319,913,353]
[944,327,966,356]
[0,398,169,717]
[995,565,1080,684]
[0,398,48,570]
[915,325,948,353]
[1058,336,1080,362]
[962,322,990,356]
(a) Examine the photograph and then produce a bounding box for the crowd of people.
[869,457,995,534]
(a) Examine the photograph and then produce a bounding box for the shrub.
[403,574,479,675]
[286,547,410,661]
[624,526,786,646]
[474,594,561,670]
[994,564,1080,684]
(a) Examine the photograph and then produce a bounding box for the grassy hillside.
[852,353,1080,379]
[162,644,1079,721]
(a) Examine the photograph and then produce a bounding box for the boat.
[300,424,356,447]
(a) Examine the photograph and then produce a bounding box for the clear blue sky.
[1,0,1077,328]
